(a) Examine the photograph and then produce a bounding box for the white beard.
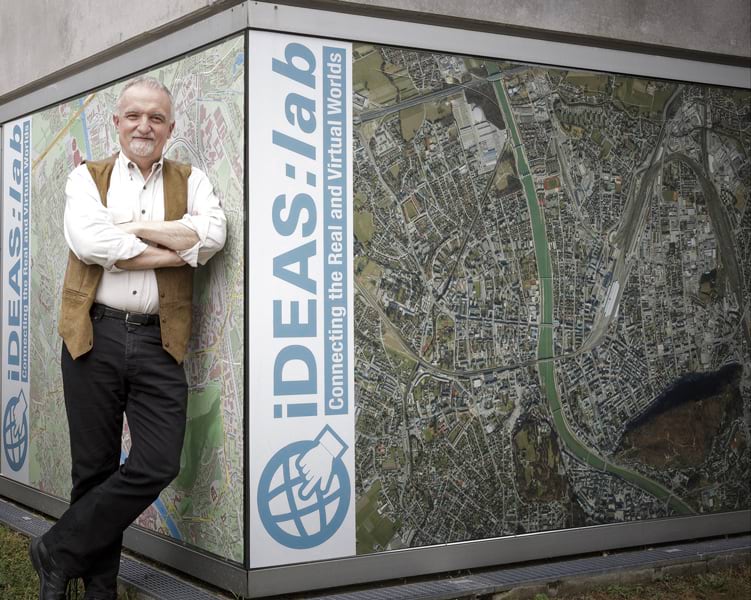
[129,138,155,157]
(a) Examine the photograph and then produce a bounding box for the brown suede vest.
[58,155,194,363]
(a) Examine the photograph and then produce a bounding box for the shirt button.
[160,292,166,298]
[141,209,146,215]
[132,290,137,295]
[165,342,170,348]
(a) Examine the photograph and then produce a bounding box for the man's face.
[113,84,174,166]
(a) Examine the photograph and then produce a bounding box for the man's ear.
[112,114,120,129]
[168,121,175,136]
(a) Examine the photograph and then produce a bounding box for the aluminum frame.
[0,0,748,124]
[247,2,750,89]
[246,511,751,597]
[1,1,750,598]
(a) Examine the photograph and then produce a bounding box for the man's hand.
[117,221,199,251]
[115,245,186,270]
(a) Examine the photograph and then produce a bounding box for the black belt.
[91,303,160,326]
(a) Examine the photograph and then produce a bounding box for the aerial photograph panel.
[351,43,750,553]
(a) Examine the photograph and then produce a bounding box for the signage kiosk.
[1,2,749,597]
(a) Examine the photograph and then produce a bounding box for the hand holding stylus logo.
[296,425,348,500]
[257,425,351,549]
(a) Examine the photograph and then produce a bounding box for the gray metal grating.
[0,498,221,600]
[0,497,52,537]
[118,557,221,600]
[308,534,751,600]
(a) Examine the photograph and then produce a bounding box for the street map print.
[27,36,244,561]
[351,44,750,553]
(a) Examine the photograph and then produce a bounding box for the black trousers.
[43,311,187,592]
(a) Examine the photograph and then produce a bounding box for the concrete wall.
[0,0,227,101]
[1,0,749,103]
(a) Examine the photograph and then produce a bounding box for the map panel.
[28,35,245,561]
[16,31,750,565]
[352,44,751,553]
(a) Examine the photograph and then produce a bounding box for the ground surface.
[552,562,750,599]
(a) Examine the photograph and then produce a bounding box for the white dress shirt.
[64,152,226,313]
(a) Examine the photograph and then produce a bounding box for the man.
[29,76,226,599]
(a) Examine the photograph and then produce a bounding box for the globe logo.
[3,390,29,472]
[258,438,350,549]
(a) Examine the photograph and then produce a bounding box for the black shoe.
[28,537,70,600]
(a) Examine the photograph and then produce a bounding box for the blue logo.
[257,425,350,549]
[3,389,29,472]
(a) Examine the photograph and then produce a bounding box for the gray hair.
[116,76,175,123]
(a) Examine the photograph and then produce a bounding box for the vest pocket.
[61,287,89,306]
[59,288,95,358]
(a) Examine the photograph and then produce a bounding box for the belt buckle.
[125,311,139,326]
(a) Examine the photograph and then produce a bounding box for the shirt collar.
[117,150,164,176]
